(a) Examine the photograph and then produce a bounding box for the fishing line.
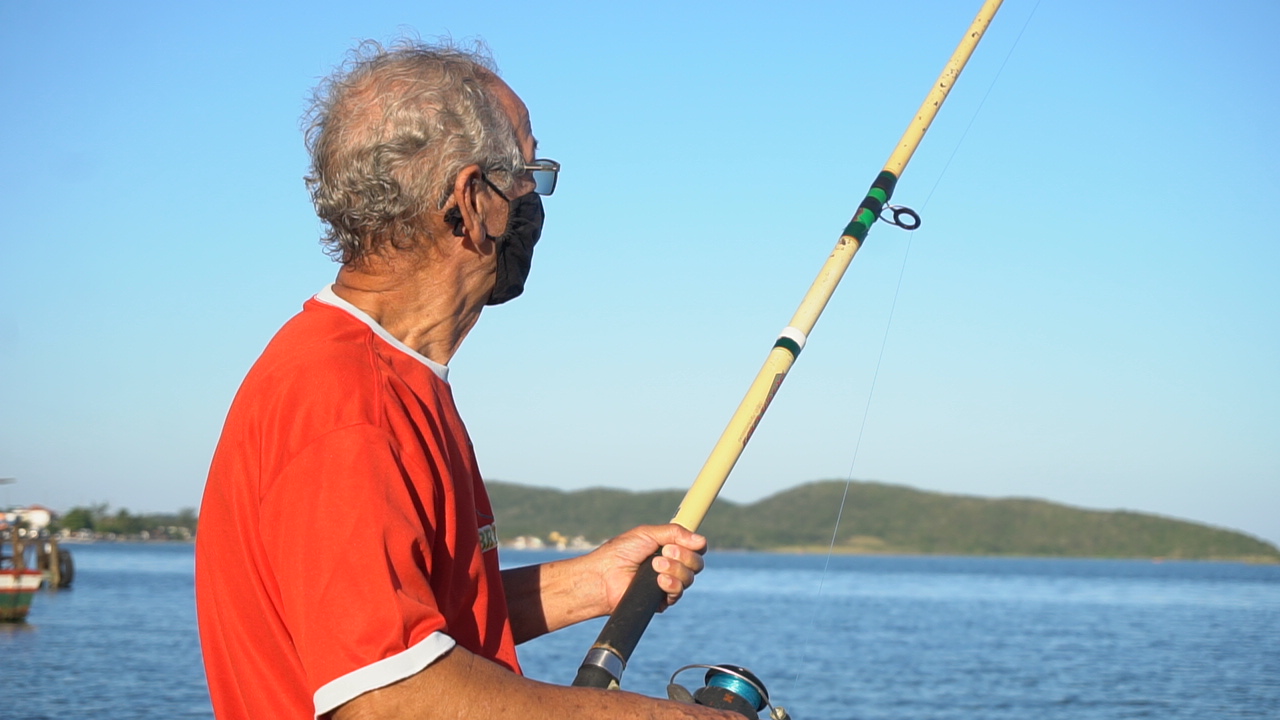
[789,0,1042,693]
[572,0,1014,703]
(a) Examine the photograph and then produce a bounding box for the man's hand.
[501,524,708,643]
[589,524,708,615]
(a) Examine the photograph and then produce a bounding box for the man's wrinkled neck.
[333,252,485,366]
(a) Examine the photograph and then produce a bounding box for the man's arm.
[331,643,738,720]
[501,524,707,644]
[333,525,727,719]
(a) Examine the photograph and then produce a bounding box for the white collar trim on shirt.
[313,284,450,383]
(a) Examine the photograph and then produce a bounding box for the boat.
[2,519,73,621]
[0,569,43,622]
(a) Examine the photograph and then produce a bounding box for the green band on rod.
[773,336,802,357]
[871,170,899,198]
[841,171,901,241]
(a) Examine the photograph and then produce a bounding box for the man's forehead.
[486,76,531,127]
[510,93,535,143]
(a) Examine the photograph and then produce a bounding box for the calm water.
[1,544,1277,719]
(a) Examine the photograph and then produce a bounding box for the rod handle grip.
[571,554,666,688]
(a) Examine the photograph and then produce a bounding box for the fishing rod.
[571,1,1005,715]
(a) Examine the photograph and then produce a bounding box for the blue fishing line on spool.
[707,669,764,710]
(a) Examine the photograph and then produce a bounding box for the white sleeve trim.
[313,631,457,717]
[313,284,450,383]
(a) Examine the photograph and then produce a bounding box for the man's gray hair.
[304,39,524,265]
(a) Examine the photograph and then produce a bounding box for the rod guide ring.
[880,204,922,230]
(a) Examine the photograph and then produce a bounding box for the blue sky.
[2,0,1277,547]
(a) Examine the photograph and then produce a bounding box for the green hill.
[486,479,1279,562]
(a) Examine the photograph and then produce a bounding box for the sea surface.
[1,543,1277,719]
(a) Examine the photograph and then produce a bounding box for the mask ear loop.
[444,206,465,237]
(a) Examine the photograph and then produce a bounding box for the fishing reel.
[667,664,790,720]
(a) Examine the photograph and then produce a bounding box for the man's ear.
[450,164,488,245]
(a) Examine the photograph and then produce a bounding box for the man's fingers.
[654,566,687,608]
[662,542,706,573]
[652,554,696,585]
[651,549,698,604]
[633,523,707,554]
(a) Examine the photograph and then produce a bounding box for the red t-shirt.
[196,287,520,719]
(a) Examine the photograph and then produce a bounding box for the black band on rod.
[572,662,619,690]
[571,555,667,688]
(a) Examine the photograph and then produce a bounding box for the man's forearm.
[502,555,606,644]
[331,645,738,720]
[502,524,707,644]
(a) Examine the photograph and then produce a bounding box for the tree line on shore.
[56,504,197,540]
[44,479,1279,561]
[488,479,1280,562]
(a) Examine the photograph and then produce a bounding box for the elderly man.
[194,41,735,720]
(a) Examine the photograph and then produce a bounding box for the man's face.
[467,76,547,307]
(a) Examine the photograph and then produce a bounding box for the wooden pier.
[1,530,73,589]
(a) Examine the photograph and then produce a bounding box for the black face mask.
[486,192,544,306]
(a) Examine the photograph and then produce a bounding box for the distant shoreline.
[497,544,1280,565]
[762,545,1280,564]
[59,537,194,545]
[486,480,1280,563]
[52,539,1280,564]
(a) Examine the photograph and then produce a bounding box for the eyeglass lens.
[529,159,558,196]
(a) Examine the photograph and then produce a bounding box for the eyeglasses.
[525,158,560,196]
[483,158,560,202]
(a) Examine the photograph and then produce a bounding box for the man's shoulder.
[243,299,374,387]
[230,298,450,429]
[228,299,397,428]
